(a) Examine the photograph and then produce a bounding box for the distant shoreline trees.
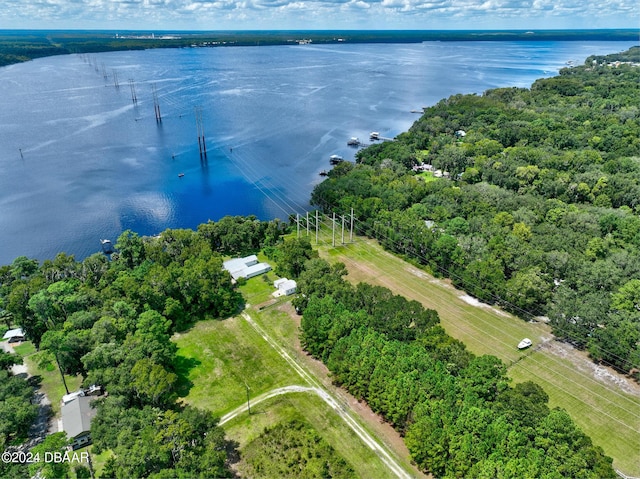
[0,30,638,68]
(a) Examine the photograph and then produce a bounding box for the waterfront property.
[223,255,272,280]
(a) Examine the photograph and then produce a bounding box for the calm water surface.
[0,40,636,264]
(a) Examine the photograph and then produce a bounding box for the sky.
[0,0,638,31]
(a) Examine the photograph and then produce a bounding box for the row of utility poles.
[294,209,356,247]
[80,55,216,162]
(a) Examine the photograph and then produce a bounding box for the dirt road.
[240,311,415,479]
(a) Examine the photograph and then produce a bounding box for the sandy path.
[240,311,414,479]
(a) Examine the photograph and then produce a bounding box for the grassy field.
[173,315,301,416]
[416,171,438,182]
[313,232,640,476]
[173,305,407,478]
[12,341,36,357]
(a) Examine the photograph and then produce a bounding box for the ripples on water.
[0,40,636,264]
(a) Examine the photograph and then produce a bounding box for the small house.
[223,255,271,280]
[61,396,97,450]
[2,328,25,343]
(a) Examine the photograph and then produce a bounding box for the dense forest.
[0,29,637,67]
[293,252,615,478]
[312,47,640,378]
[0,216,287,478]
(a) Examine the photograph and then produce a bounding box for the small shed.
[273,278,297,296]
[2,328,25,343]
[278,279,297,296]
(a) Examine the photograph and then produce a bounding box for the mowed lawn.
[172,307,401,478]
[173,316,301,416]
[316,233,640,476]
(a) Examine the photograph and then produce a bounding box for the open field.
[173,315,300,416]
[173,302,419,478]
[311,232,640,476]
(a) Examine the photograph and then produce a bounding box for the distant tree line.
[311,47,640,378]
[0,30,637,68]
[293,252,616,478]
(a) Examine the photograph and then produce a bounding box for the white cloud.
[0,0,637,29]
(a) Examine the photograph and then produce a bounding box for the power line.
[211,164,640,431]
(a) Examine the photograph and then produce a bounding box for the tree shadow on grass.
[173,354,201,398]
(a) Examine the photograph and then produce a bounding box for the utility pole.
[87,451,96,479]
[195,107,207,159]
[306,211,309,236]
[244,381,251,415]
[152,83,162,123]
[296,214,300,238]
[128,79,138,104]
[341,215,345,244]
[53,353,70,395]
[315,210,319,245]
[350,208,354,242]
[332,212,336,247]
[47,319,69,395]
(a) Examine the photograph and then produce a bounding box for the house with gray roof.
[61,396,97,450]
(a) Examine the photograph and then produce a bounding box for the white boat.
[347,137,360,146]
[329,155,344,165]
[370,132,380,140]
[518,338,532,350]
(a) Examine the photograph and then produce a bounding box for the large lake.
[0,40,636,264]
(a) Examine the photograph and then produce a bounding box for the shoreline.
[1,28,638,68]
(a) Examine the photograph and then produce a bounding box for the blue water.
[0,40,636,264]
